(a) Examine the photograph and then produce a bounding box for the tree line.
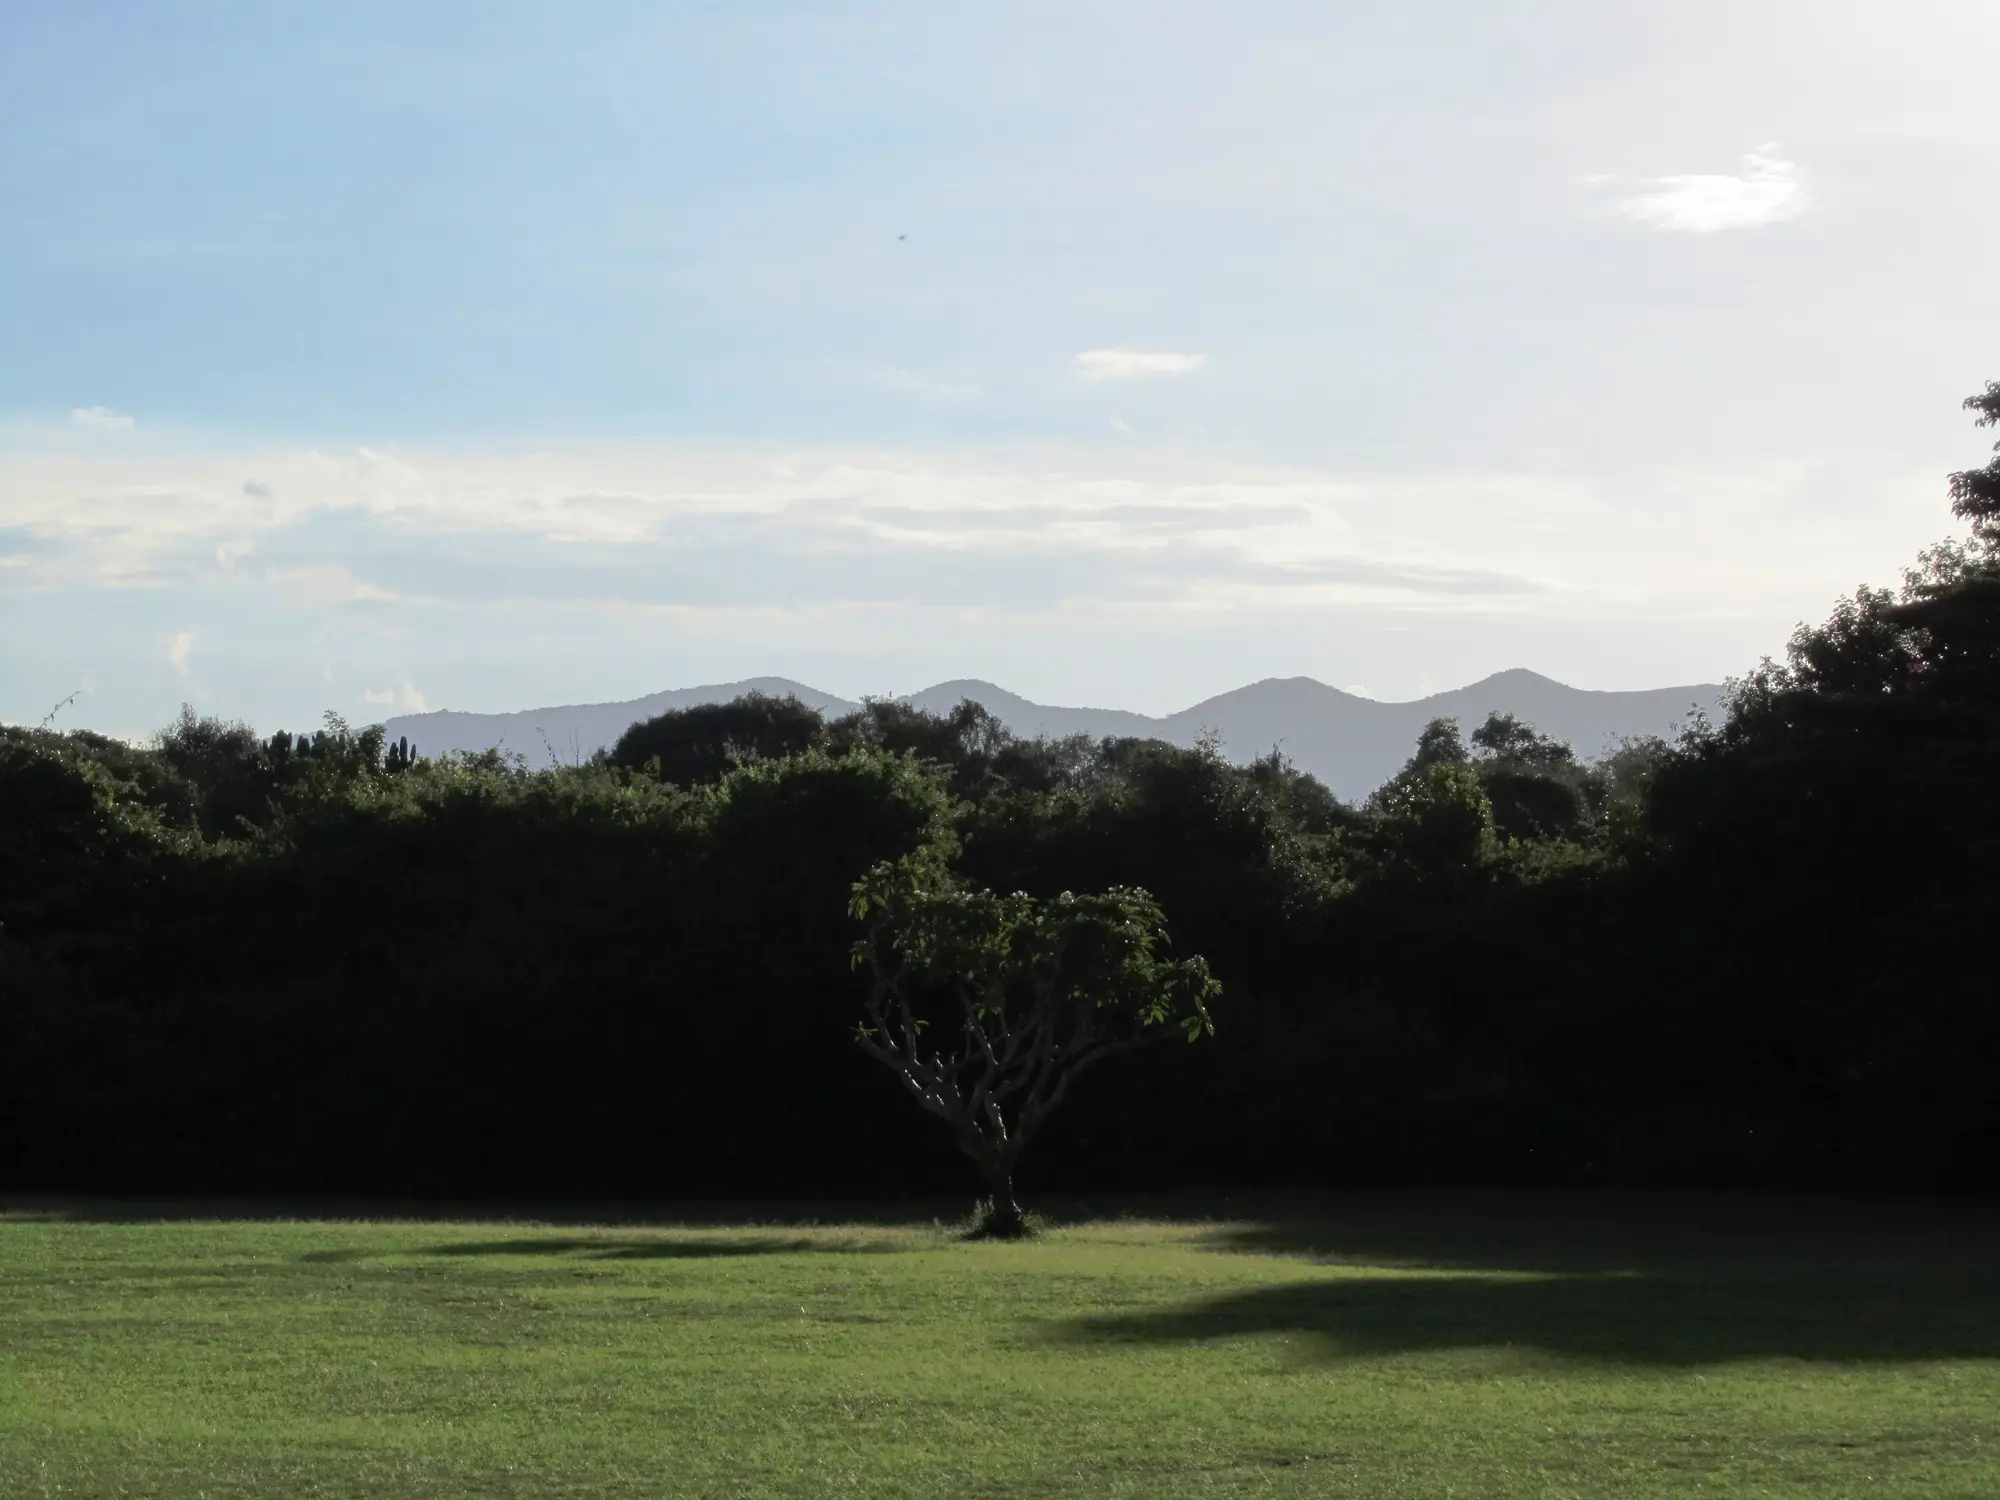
[3,383,1997,1201]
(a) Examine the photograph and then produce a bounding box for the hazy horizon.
[21,661,1728,748]
[8,2,1998,736]
[374,666,1728,803]
[385,663,1725,725]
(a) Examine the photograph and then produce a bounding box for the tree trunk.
[981,1159,1028,1238]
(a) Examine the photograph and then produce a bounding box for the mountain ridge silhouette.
[386,669,1723,800]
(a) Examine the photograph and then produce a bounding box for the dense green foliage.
[5,1202,1997,1497]
[3,386,1998,1198]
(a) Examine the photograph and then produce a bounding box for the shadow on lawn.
[422,1234,899,1260]
[297,1233,900,1264]
[4,1197,966,1227]
[1189,1191,2000,1277]
[1063,1267,2000,1367]
[1055,1192,2000,1368]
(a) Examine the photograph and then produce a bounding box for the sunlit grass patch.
[2,1199,1996,1498]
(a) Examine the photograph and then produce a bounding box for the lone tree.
[849,856,1218,1237]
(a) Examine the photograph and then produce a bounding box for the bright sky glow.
[5,1,1999,735]
[1611,148,1807,234]
[1074,351,1210,382]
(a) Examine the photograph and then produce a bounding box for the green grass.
[3,1194,1997,1497]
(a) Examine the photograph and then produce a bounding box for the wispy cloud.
[0,435,1957,732]
[0,438,1944,629]
[71,406,136,431]
[1074,350,1207,383]
[1610,147,1805,234]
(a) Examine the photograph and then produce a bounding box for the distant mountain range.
[385,670,1725,801]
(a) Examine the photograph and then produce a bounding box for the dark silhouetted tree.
[1469,711,1588,842]
[1369,761,1497,892]
[611,692,827,784]
[155,706,272,836]
[1409,716,1468,772]
[849,855,1217,1235]
[1470,711,1574,772]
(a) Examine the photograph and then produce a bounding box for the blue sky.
[6,1,1999,734]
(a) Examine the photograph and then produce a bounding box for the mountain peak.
[907,678,1023,708]
[1447,667,1562,693]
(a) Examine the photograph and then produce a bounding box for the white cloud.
[1612,148,1805,234]
[1073,349,1207,382]
[363,683,428,712]
[167,628,197,675]
[71,406,136,431]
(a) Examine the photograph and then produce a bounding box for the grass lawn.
[2,1193,1996,1497]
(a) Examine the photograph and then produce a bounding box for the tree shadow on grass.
[1063,1193,2000,1368]
[299,1234,902,1264]
[5,1197,966,1227]
[1062,1267,2000,1367]
[422,1235,893,1260]
[1192,1191,2000,1278]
